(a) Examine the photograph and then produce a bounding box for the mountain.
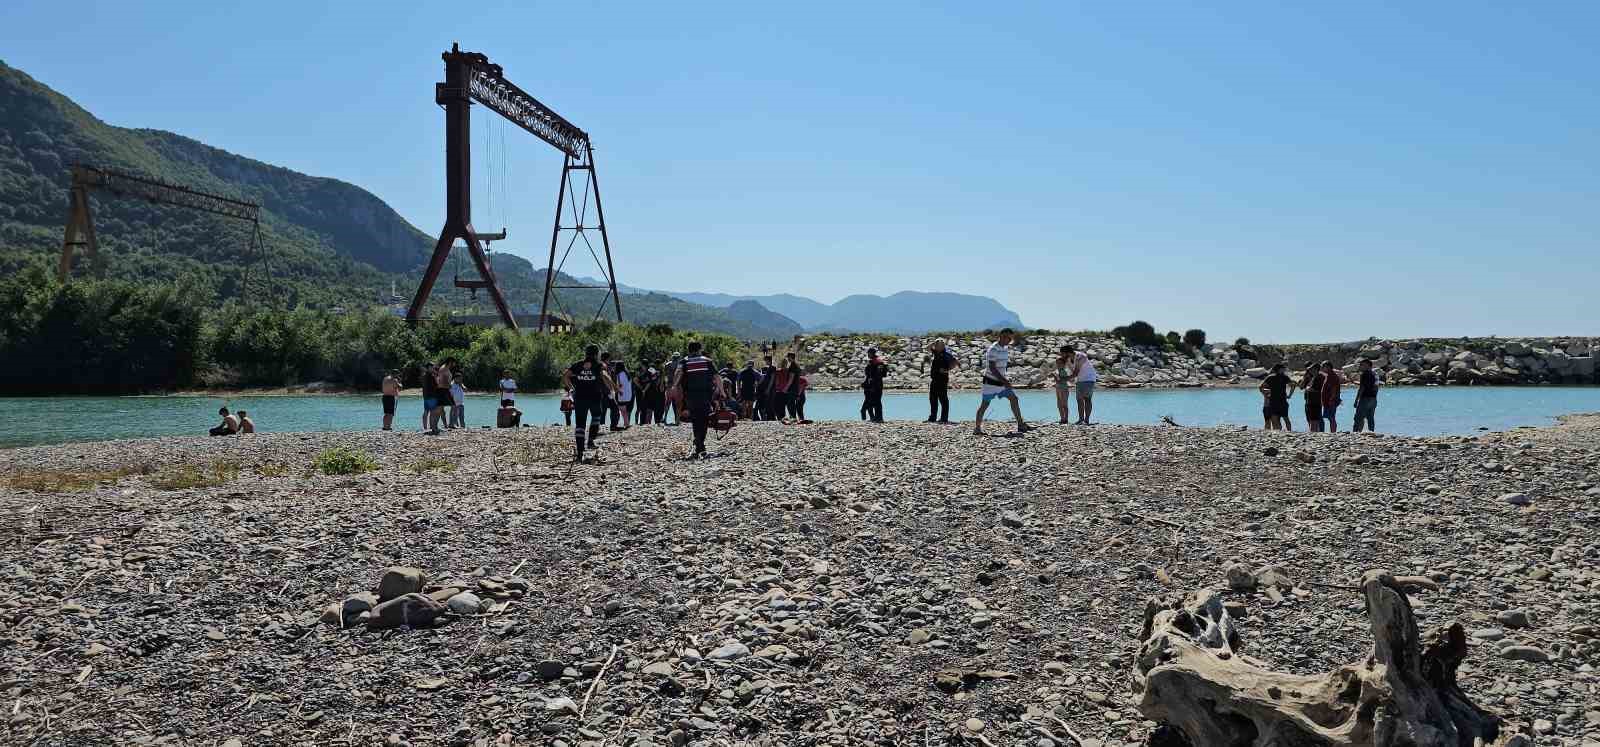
[0,60,430,305]
[646,289,1024,334]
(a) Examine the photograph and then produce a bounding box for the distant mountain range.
[588,280,1025,335]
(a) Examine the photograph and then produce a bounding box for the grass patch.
[314,446,378,476]
[5,464,154,493]
[151,460,241,490]
[255,461,291,477]
[407,456,457,474]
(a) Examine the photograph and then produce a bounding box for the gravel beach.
[3,419,1598,746]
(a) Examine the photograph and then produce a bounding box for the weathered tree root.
[1132,570,1528,747]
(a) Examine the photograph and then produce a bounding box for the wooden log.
[1131,570,1528,746]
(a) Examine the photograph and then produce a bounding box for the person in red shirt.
[1319,360,1344,432]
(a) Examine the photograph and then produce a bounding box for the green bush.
[1183,329,1207,348]
[314,446,378,475]
[1113,320,1163,347]
[1234,337,1251,347]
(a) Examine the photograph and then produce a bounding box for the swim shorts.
[382,395,396,415]
[981,388,1016,403]
[1076,381,1096,398]
[424,397,438,411]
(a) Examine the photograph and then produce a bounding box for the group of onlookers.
[1259,358,1380,432]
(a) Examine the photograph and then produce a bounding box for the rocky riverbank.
[788,333,1600,390]
[3,422,1598,745]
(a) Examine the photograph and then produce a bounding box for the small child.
[449,375,467,429]
[561,389,574,426]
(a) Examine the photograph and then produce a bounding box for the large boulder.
[378,567,429,601]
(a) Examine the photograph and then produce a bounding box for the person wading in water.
[671,341,725,459]
[562,345,616,463]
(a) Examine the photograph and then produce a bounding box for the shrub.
[1165,331,1182,347]
[1234,337,1251,347]
[314,446,378,475]
[1183,329,1207,348]
[1115,320,1163,347]
[6,464,153,493]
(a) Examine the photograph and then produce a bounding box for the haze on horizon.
[2,1,1595,342]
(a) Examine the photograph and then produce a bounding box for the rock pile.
[789,333,1600,390]
[319,566,525,630]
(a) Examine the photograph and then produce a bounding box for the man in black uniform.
[862,347,889,422]
[1353,358,1380,433]
[671,341,725,459]
[562,344,616,462]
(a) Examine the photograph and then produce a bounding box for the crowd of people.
[204,329,1385,444]
[1258,358,1380,433]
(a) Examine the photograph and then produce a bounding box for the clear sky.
[4,1,1596,341]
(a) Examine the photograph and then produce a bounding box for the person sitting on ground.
[496,402,522,428]
[237,410,256,433]
[209,406,239,437]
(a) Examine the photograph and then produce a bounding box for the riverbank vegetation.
[0,264,741,395]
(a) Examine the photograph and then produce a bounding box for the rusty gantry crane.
[408,43,622,331]
[58,164,272,299]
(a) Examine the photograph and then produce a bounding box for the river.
[3,387,1599,447]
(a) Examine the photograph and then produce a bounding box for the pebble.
[1500,646,1550,663]
[708,642,750,661]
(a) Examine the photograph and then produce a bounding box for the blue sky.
[3,1,1596,341]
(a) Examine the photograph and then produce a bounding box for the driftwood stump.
[1132,570,1527,747]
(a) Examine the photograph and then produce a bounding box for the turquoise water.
[2,387,1598,447]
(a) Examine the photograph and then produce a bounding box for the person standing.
[634,364,657,425]
[431,360,453,434]
[794,370,810,422]
[783,352,804,421]
[449,373,467,429]
[381,370,400,431]
[420,363,439,434]
[1069,344,1098,425]
[1300,363,1324,432]
[974,329,1031,436]
[861,347,888,422]
[921,339,957,423]
[599,352,620,431]
[499,370,518,409]
[663,353,683,425]
[614,361,634,429]
[1353,359,1380,432]
[1258,363,1295,431]
[1320,360,1343,432]
[562,345,615,462]
[737,361,760,420]
[1053,346,1074,424]
[759,355,779,421]
[671,341,725,459]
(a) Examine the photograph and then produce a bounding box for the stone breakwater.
[789,334,1600,390]
[1,422,1597,745]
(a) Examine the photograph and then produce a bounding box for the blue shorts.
[1323,404,1339,419]
[982,388,1016,403]
[424,397,438,411]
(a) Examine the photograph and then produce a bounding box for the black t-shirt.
[421,372,436,398]
[760,365,777,394]
[1302,373,1322,402]
[929,350,955,384]
[864,360,888,390]
[1263,372,1290,403]
[568,360,607,400]
[1358,369,1378,399]
[785,362,802,394]
[737,368,759,396]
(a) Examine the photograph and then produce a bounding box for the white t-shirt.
[1074,351,1098,383]
[616,371,633,402]
[499,378,517,399]
[982,342,1010,394]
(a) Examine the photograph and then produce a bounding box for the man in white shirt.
[498,370,517,407]
[973,328,1032,436]
[1066,344,1098,425]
